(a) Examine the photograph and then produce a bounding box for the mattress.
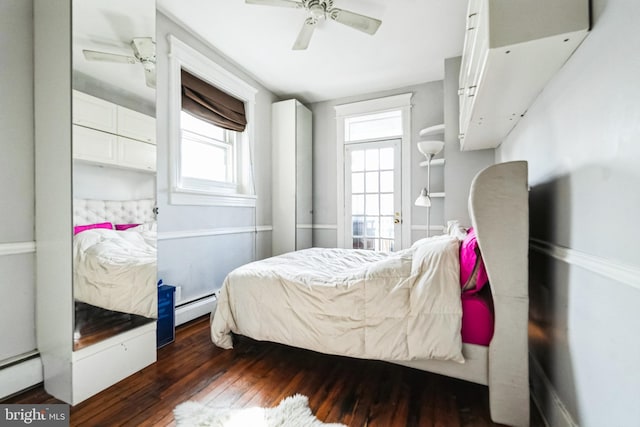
[461,290,494,346]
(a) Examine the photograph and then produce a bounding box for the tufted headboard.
[73,199,156,226]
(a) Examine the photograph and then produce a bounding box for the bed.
[73,198,158,319]
[210,161,530,426]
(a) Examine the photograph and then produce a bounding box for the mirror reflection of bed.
[72,199,157,350]
[72,0,156,351]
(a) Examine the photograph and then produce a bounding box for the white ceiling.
[157,0,468,104]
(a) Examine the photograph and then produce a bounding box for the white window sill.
[169,189,256,207]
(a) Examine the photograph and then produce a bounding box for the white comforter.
[211,234,464,362]
[73,225,157,318]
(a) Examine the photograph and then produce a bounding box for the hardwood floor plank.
[4,316,543,426]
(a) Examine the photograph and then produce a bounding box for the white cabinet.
[458,0,589,151]
[73,90,156,171]
[117,106,156,144]
[272,99,312,256]
[71,323,156,405]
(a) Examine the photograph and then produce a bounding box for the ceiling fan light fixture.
[246,0,381,50]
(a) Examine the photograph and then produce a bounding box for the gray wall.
[496,0,640,425]
[310,82,447,247]
[155,13,276,304]
[0,0,37,362]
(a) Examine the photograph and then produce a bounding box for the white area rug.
[174,394,346,427]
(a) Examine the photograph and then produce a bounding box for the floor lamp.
[415,140,444,237]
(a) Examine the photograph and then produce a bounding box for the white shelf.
[419,123,445,137]
[419,158,445,167]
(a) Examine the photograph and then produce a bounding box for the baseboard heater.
[175,293,217,327]
[0,351,43,400]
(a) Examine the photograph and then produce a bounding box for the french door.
[344,139,402,251]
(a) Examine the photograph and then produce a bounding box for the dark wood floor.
[6,316,543,426]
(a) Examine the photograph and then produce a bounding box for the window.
[180,111,237,191]
[168,35,258,207]
[344,110,403,142]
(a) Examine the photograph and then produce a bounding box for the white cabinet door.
[118,137,156,171]
[117,106,156,144]
[73,125,118,165]
[73,90,117,133]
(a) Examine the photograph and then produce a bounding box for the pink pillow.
[461,293,494,346]
[115,223,140,231]
[74,222,113,235]
[459,227,488,294]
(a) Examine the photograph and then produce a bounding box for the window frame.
[168,35,258,207]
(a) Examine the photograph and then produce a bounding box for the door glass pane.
[352,216,364,237]
[365,149,379,171]
[380,194,394,216]
[353,238,364,249]
[352,172,364,193]
[380,239,394,252]
[365,171,379,193]
[365,194,379,215]
[380,171,393,193]
[351,151,365,172]
[365,217,379,237]
[352,195,365,215]
[380,217,394,238]
[380,147,394,170]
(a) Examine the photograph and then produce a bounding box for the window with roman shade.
[168,35,257,207]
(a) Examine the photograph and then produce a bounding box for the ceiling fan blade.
[292,17,317,50]
[329,8,382,35]
[83,50,137,64]
[131,37,156,62]
[245,0,303,8]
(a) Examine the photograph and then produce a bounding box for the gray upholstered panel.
[469,161,530,426]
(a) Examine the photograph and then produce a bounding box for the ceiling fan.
[246,0,382,50]
[82,37,157,88]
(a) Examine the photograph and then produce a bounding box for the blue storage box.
[157,284,176,348]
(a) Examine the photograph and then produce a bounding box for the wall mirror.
[71,0,157,350]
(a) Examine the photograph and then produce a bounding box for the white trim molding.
[0,241,36,256]
[158,225,272,241]
[530,238,640,291]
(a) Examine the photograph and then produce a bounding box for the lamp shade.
[414,188,431,207]
[417,140,444,160]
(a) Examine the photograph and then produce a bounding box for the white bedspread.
[73,226,157,318]
[211,234,464,362]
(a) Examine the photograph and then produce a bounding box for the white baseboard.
[175,295,217,327]
[0,356,43,400]
[530,354,578,427]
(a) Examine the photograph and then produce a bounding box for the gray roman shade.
[181,69,247,132]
